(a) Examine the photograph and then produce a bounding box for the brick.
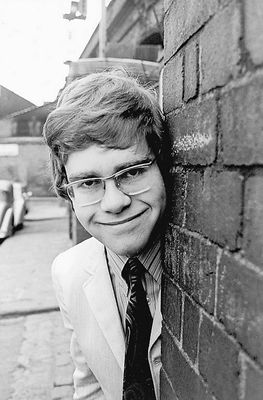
[183,234,217,314]
[184,170,203,232]
[244,0,263,65]
[244,359,263,400]
[220,77,263,165]
[243,176,263,267]
[200,2,241,94]
[185,169,243,249]
[199,314,239,400]
[217,253,263,366]
[201,169,242,247]
[170,167,187,227]
[160,368,179,400]
[164,226,216,313]
[164,224,185,285]
[162,276,182,341]
[182,297,200,363]
[162,324,214,400]
[184,40,198,101]
[163,53,183,114]
[166,97,217,165]
[164,0,218,62]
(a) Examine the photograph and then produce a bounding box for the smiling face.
[65,142,167,257]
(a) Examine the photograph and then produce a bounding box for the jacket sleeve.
[71,332,106,400]
[52,257,106,400]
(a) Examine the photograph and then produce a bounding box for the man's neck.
[106,239,162,284]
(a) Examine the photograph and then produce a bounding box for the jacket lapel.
[149,289,162,349]
[82,246,125,371]
[80,237,162,371]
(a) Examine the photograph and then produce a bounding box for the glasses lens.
[117,164,152,195]
[67,178,103,205]
[66,160,154,205]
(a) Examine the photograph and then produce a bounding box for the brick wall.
[161,1,263,399]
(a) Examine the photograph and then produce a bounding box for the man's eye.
[129,168,142,176]
[123,167,144,179]
[76,179,100,189]
[83,179,100,188]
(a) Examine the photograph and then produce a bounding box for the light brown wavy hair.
[43,69,169,200]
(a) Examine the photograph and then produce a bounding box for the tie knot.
[121,257,145,287]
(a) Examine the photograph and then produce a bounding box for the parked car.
[13,182,31,229]
[0,180,14,240]
[0,180,31,242]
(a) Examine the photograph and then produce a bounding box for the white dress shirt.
[106,240,162,329]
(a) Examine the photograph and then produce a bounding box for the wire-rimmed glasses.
[65,159,156,206]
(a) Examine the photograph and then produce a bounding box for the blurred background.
[0,1,164,398]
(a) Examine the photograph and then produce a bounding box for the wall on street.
[162,1,263,399]
[0,138,53,197]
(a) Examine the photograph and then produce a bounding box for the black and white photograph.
[0,1,262,399]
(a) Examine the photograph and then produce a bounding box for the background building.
[65,0,164,87]
[0,85,35,118]
[0,85,53,196]
[79,0,163,60]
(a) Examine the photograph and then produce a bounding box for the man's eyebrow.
[114,157,152,173]
[67,171,98,182]
[67,157,152,183]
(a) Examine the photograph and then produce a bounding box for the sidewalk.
[0,198,74,400]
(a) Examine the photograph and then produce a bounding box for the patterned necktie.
[121,257,156,400]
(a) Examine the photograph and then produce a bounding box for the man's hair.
[43,69,168,199]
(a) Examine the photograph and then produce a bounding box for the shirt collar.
[106,240,162,285]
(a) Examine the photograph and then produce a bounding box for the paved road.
[0,198,74,400]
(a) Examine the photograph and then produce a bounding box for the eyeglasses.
[65,159,156,206]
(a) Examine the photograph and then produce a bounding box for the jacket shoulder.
[54,236,103,263]
[52,236,104,281]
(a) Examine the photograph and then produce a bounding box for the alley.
[0,199,74,400]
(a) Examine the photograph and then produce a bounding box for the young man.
[43,70,169,400]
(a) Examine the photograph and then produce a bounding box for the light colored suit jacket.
[52,237,162,400]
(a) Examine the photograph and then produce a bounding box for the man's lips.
[98,209,147,226]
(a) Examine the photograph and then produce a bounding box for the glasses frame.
[65,158,156,206]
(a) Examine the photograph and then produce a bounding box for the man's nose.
[100,179,131,213]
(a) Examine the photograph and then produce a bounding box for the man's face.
[65,141,166,257]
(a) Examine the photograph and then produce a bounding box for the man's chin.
[106,237,150,258]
